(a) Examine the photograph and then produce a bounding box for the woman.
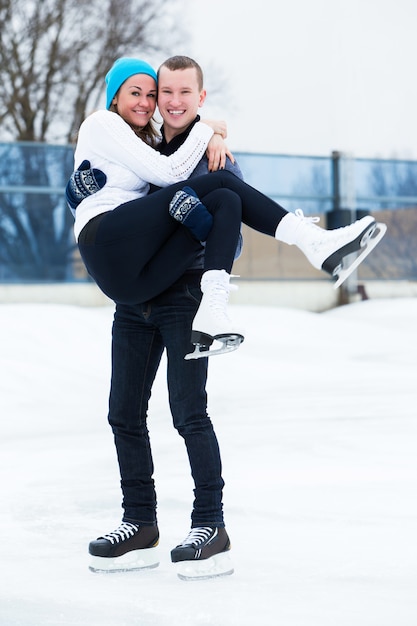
[75,57,382,359]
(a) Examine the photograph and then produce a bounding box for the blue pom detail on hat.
[105,57,157,109]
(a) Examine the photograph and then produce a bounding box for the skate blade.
[333,222,387,289]
[175,551,234,581]
[89,546,159,573]
[185,334,244,360]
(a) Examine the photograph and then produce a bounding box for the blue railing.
[0,142,416,282]
[236,151,417,212]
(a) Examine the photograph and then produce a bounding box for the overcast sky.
[178,0,417,159]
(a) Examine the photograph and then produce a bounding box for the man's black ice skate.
[88,521,159,572]
[171,526,234,580]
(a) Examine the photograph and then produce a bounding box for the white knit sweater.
[73,110,214,240]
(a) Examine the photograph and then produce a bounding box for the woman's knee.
[202,188,242,222]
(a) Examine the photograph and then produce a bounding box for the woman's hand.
[206,134,235,172]
[201,118,228,139]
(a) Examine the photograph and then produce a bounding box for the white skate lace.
[205,277,238,323]
[207,285,231,319]
[294,208,320,224]
[179,527,216,547]
[294,209,327,251]
[101,521,140,545]
[295,208,364,252]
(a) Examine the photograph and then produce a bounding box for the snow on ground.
[0,297,416,626]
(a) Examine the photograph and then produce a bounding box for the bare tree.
[0,0,185,142]
[0,0,185,280]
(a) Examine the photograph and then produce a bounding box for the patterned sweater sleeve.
[81,110,214,186]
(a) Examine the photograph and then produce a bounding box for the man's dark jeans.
[107,271,225,528]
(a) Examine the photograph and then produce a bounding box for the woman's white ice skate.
[185,270,244,360]
[275,211,387,288]
[329,221,387,288]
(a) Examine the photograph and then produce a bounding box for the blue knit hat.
[105,57,157,109]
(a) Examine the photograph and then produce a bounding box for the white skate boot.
[275,210,386,288]
[185,270,244,360]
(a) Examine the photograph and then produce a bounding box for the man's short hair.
[158,56,204,91]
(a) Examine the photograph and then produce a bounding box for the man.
[70,56,241,580]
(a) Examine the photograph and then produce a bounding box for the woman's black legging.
[78,170,288,304]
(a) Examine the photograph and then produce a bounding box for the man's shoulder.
[224,157,243,179]
[190,155,243,180]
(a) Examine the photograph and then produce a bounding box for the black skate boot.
[171,526,234,580]
[88,521,159,572]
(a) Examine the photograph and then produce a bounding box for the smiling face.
[112,74,157,128]
[157,66,206,141]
